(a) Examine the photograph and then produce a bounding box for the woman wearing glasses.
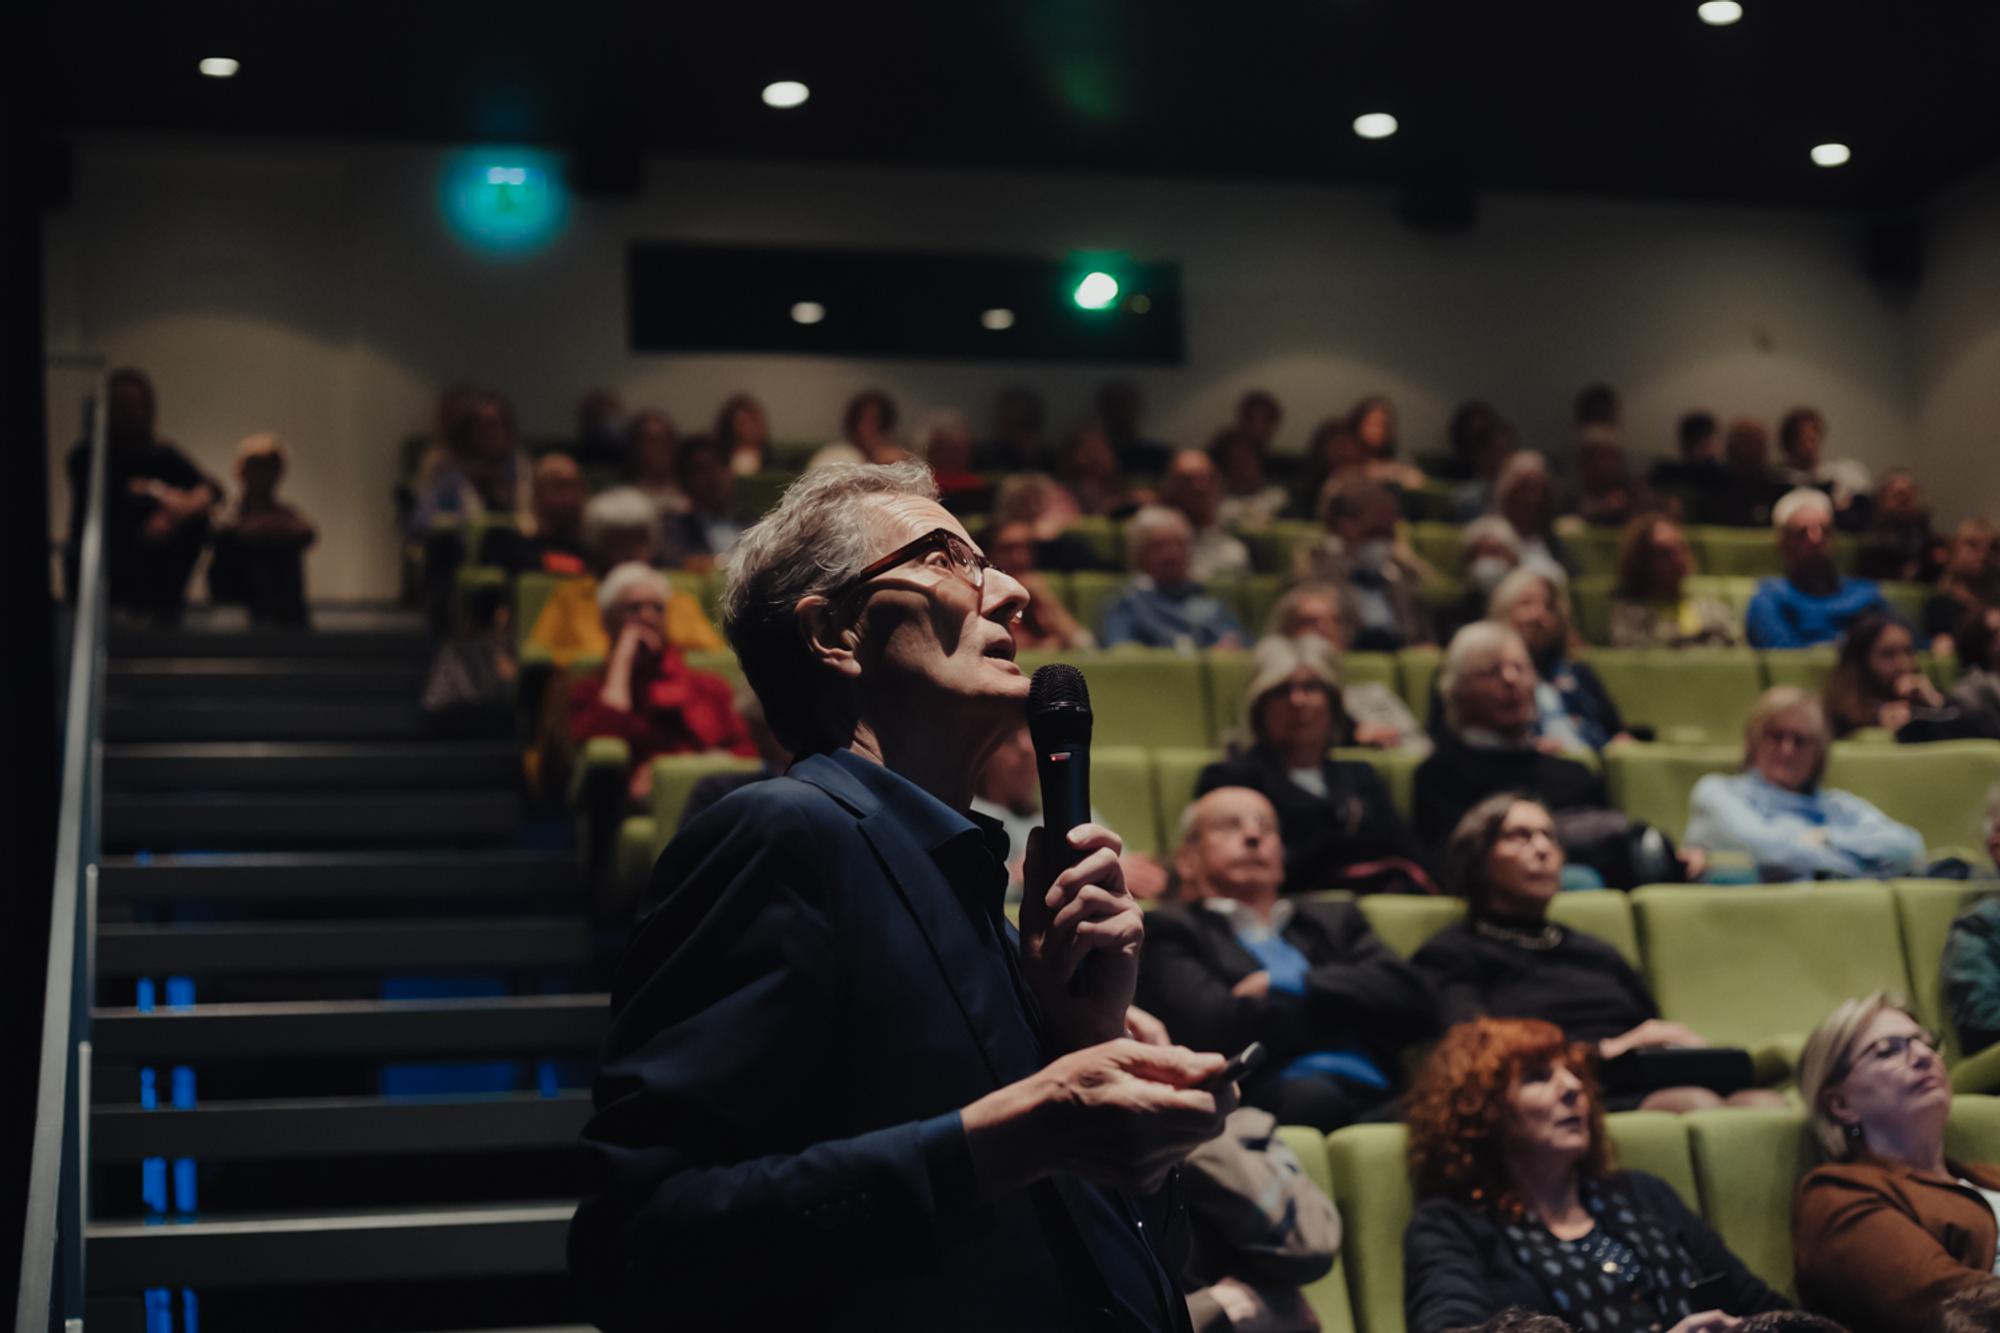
[1794,994,2000,1332]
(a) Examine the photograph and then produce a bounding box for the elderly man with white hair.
[565,561,752,803]
[1744,487,1891,648]
[571,463,1237,1332]
[1099,504,1247,650]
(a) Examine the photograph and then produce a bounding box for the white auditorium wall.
[42,135,1948,600]
[1910,165,2000,528]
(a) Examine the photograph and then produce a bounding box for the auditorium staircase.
[84,606,599,1333]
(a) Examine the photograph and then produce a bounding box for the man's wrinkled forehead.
[869,494,972,551]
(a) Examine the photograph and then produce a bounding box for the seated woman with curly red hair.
[1402,1017,1790,1333]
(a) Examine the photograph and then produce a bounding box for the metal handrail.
[18,364,107,1333]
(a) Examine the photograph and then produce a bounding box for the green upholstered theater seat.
[1693,527,1784,579]
[1274,1125,1358,1333]
[1153,747,1222,838]
[1630,883,1911,1071]
[1571,575,1617,645]
[1824,740,2000,856]
[1683,1108,1820,1298]
[736,469,798,519]
[667,569,723,621]
[1257,520,1330,577]
[1334,746,1425,822]
[1397,647,1441,722]
[1603,743,1741,841]
[1406,522,1462,579]
[1891,879,1991,1064]
[647,752,765,845]
[1065,516,1126,568]
[1027,569,1075,620]
[513,570,570,649]
[1760,646,1837,693]
[1016,650,1212,749]
[1878,580,1930,628]
[1356,897,1465,959]
[683,650,746,691]
[1325,1114,1703,1333]
[1231,573,1288,637]
[1066,571,1131,641]
[1547,890,1642,968]
[1092,746,1162,857]
[1563,524,1626,579]
[1584,649,1764,745]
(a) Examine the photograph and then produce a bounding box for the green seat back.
[1547,890,1642,969]
[1232,574,1288,637]
[1693,528,1783,579]
[683,650,746,692]
[1684,1108,1817,1298]
[1565,525,1625,579]
[1584,649,1763,745]
[1760,647,1837,692]
[1258,520,1329,577]
[1065,517,1125,568]
[736,469,798,519]
[1153,747,1222,839]
[1093,746,1162,858]
[1892,879,1992,1063]
[1274,1126,1358,1333]
[1325,1115,1700,1333]
[1824,740,2000,856]
[1406,523,1462,579]
[1631,883,1910,1052]
[1356,897,1466,959]
[1017,650,1211,749]
[1572,575,1617,646]
[1603,743,1741,842]
[1397,647,1442,722]
[665,570,719,621]
[647,753,765,844]
[1332,746,1425,821]
[1068,571,1131,641]
[1878,580,1930,628]
[513,571,576,649]
[1948,1092,2000,1161]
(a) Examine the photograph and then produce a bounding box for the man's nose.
[985,568,1031,622]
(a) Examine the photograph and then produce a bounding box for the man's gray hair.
[596,561,671,615]
[1438,620,1527,733]
[584,486,659,556]
[720,461,938,752]
[1773,487,1835,530]
[1460,515,1523,559]
[1127,504,1192,551]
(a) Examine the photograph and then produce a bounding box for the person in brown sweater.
[1793,992,2000,1333]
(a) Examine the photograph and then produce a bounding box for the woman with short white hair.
[1793,992,2000,1331]
[1488,567,1629,751]
[1683,686,1924,880]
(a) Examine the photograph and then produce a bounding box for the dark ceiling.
[38,0,2000,213]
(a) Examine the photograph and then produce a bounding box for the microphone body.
[1027,665,1095,871]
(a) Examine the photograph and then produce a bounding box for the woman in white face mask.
[1437,516,1524,642]
[1607,515,1740,649]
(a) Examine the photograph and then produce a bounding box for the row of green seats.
[1311,1096,2000,1333]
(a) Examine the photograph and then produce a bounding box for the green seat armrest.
[1752,1035,1807,1087]
[1951,1043,2000,1095]
[568,736,631,808]
[601,815,661,924]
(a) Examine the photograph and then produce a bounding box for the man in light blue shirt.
[1099,506,1247,651]
[1744,488,1889,649]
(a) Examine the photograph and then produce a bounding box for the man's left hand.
[1020,823,1144,1052]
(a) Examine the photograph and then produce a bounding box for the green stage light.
[439,149,567,258]
[1072,271,1120,310]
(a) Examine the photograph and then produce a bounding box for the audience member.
[1097,377,1174,476]
[660,437,744,570]
[1822,612,1960,739]
[1573,383,1620,445]
[1303,477,1436,651]
[1854,469,1941,583]
[1350,394,1426,490]
[1266,583,1428,749]
[1418,796,1771,1112]
[1137,786,1437,1131]
[1194,636,1433,895]
[1209,427,1291,531]
[675,686,792,830]
[70,367,221,620]
[1492,451,1573,580]
[518,492,723,666]
[1649,410,1729,513]
[409,389,528,533]
[420,580,516,738]
[1684,687,1924,880]
[481,453,590,576]
[989,473,1102,571]
[1402,1015,1791,1333]
[1925,518,1999,655]
[983,519,1092,651]
[969,724,1166,903]
[571,388,626,468]
[1608,514,1740,648]
[913,409,988,513]
[974,385,1052,472]
[1943,864,1999,1058]
[809,388,907,469]
[1489,569,1630,750]
[1098,506,1246,650]
[1946,606,2000,728]
[1701,418,1789,528]
[1437,516,1525,642]
[1574,439,1642,529]
[1779,407,1872,529]
[1056,420,1146,519]
[1297,418,1367,518]
[1235,388,1282,452]
[623,411,687,518]
[1744,489,1889,648]
[1178,1100,1343,1333]
[1440,399,1502,484]
[567,564,755,804]
[581,487,662,573]
[1793,993,2000,1332]
[207,432,315,626]
[713,393,771,476]
[1161,449,1253,581]
[1453,418,1520,521]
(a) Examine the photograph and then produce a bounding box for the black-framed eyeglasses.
[827,528,991,605]
[1830,1028,1940,1088]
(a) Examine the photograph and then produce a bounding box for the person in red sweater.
[568,563,754,803]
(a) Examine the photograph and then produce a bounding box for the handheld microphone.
[1028,665,1096,997]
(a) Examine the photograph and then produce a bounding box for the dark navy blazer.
[569,748,1190,1332]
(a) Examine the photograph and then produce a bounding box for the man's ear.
[797,595,864,682]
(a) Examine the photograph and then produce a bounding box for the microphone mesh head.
[1028,663,1091,715]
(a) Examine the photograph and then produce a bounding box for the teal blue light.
[1072,270,1120,310]
[439,149,567,257]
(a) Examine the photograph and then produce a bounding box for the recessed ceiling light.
[1696,1,1743,26]
[762,81,810,109]
[1810,142,1852,168]
[790,301,826,325]
[1352,112,1398,141]
[198,57,239,79]
[1072,272,1120,310]
[980,308,1015,331]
